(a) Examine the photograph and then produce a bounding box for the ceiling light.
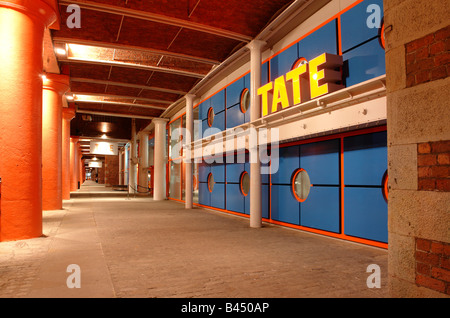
[101,134,107,139]
[55,48,66,56]
[66,94,74,101]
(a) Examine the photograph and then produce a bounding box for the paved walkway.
[0,182,388,298]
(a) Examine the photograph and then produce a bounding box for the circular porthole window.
[207,172,215,192]
[292,57,308,70]
[240,171,250,196]
[382,170,388,202]
[240,88,250,113]
[379,19,385,50]
[207,107,215,127]
[292,169,311,202]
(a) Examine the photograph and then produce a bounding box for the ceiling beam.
[73,93,173,106]
[76,109,157,120]
[59,0,253,43]
[53,37,221,65]
[59,57,206,79]
[70,77,188,95]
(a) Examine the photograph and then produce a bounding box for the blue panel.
[301,186,340,233]
[271,146,300,184]
[200,100,210,121]
[226,103,245,129]
[198,182,210,206]
[270,44,298,81]
[261,62,269,86]
[343,38,386,87]
[212,110,225,132]
[211,89,225,113]
[262,185,269,219]
[226,162,245,183]
[211,183,225,210]
[211,163,225,183]
[271,185,300,225]
[198,162,210,183]
[344,187,388,243]
[298,20,338,61]
[341,0,384,52]
[244,189,250,215]
[344,131,387,186]
[226,77,245,108]
[300,139,340,185]
[226,184,245,213]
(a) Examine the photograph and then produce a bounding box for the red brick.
[416,274,446,292]
[431,242,445,254]
[418,154,437,166]
[417,238,432,252]
[445,245,450,256]
[430,165,450,178]
[442,257,450,270]
[406,52,416,65]
[434,26,450,41]
[416,46,430,60]
[406,34,434,53]
[418,143,432,154]
[431,66,447,80]
[430,41,446,55]
[436,179,450,192]
[418,178,436,191]
[417,262,431,275]
[431,141,450,153]
[406,74,416,87]
[416,70,431,84]
[434,52,450,67]
[416,250,440,266]
[437,153,450,165]
[418,166,432,178]
[431,267,450,282]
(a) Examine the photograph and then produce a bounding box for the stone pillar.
[129,119,137,194]
[153,118,167,201]
[70,137,79,192]
[0,0,58,241]
[385,0,450,297]
[185,94,196,209]
[138,131,149,193]
[119,150,124,186]
[62,106,75,200]
[42,74,70,210]
[248,40,265,228]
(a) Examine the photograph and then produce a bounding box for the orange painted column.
[0,1,58,241]
[42,74,70,210]
[62,106,76,200]
[70,137,79,192]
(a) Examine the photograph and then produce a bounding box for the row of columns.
[0,0,83,241]
[182,40,265,228]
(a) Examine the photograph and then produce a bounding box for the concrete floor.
[0,181,388,298]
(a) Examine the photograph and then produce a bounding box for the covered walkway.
[0,182,387,298]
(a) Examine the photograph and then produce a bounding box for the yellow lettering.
[309,53,328,99]
[272,76,290,113]
[257,81,273,117]
[286,63,308,105]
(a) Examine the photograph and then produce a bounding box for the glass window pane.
[292,169,311,202]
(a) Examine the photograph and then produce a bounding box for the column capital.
[43,73,70,95]
[152,118,169,125]
[62,105,76,121]
[185,94,196,104]
[246,40,266,52]
[0,0,59,28]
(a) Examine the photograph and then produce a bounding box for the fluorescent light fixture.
[66,94,74,101]
[55,48,66,56]
[101,134,108,139]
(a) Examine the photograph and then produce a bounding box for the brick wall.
[415,238,450,294]
[406,25,450,87]
[418,141,450,192]
[105,155,119,186]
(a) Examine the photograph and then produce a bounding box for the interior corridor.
[0,182,388,298]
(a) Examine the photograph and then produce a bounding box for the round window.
[292,169,311,202]
[207,173,215,192]
[240,171,250,196]
[207,107,215,127]
[292,57,308,70]
[382,170,388,202]
[379,20,386,49]
[240,88,250,113]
